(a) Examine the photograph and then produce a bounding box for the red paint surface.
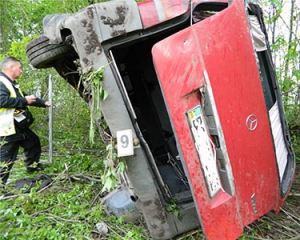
[138,0,228,28]
[152,1,288,239]
[138,0,188,28]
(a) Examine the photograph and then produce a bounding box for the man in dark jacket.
[0,56,50,185]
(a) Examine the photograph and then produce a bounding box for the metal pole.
[48,74,53,163]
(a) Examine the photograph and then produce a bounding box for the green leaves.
[79,66,109,144]
[101,140,127,193]
[165,199,179,218]
[1,0,99,53]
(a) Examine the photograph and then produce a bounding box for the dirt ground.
[243,165,300,239]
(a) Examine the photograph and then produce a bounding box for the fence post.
[48,74,53,163]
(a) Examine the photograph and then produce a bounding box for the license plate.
[187,105,222,197]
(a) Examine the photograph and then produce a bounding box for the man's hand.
[45,101,51,107]
[25,95,36,105]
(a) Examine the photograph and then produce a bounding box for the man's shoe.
[26,163,44,173]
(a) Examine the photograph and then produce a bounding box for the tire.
[26,35,74,69]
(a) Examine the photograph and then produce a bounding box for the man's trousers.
[0,128,41,184]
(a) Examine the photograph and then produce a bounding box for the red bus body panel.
[152,1,287,239]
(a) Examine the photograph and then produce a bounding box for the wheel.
[26,35,74,69]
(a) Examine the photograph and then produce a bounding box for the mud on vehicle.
[26,0,295,239]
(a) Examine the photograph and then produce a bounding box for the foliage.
[0,0,108,52]
[101,141,126,193]
[260,0,300,161]
[165,199,179,218]
[0,163,148,240]
[78,66,126,193]
[79,66,108,144]
[77,59,129,193]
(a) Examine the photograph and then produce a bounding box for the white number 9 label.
[117,129,134,157]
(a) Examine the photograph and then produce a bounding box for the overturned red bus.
[26,0,295,239]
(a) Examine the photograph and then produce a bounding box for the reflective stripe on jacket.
[0,76,17,136]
